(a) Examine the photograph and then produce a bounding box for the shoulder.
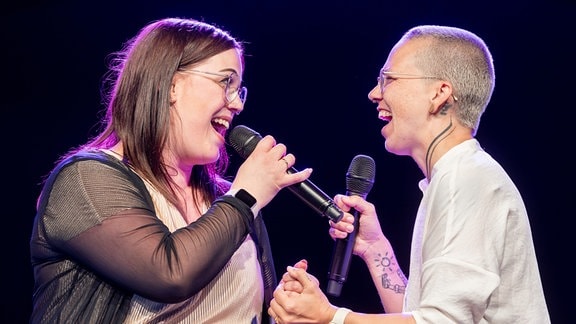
[43,149,153,207]
[56,150,120,170]
[215,175,232,194]
[431,143,523,210]
[50,150,143,191]
[436,140,510,185]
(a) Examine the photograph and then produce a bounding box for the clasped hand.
[268,259,336,324]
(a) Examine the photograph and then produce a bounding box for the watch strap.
[234,188,257,208]
[329,307,351,324]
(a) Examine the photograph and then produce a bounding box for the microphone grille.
[227,125,262,159]
[346,154,376,197]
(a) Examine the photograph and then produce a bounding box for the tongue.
[212,122,227,136]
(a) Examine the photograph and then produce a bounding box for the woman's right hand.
[330,194,386,258]
[231,135,312,210]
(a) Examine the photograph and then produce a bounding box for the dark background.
[2,0,573,322]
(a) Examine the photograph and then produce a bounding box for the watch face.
[235,189,256,208]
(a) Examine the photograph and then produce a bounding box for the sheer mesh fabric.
[30,151,262,323]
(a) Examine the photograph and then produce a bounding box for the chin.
[384,141,392,153]
[384,140,401,156]
[194,153,220,166]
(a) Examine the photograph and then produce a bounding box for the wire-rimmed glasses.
[183,69,248,104]
[377,70,458,101]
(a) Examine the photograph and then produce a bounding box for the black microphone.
[227,125,344,222]
[326,154,376,297]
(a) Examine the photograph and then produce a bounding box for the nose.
[368,84,381,103]
[227,97,245,115]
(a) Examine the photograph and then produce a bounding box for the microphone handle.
[227,125,344,222]
[326,205,360,297]
[286,168,344,223]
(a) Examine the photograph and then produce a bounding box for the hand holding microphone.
[327,154,376,296]
[226,127,312,212]
[228,125,344,222]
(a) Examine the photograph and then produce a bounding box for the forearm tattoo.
[375,252,407,294]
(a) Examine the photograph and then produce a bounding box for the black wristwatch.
[234,189,257,208]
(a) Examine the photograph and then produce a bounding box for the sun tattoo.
[375,252,392,268]
[374,252,406,294]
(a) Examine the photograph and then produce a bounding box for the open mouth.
[212,117,230,136]
[378,110,392,122]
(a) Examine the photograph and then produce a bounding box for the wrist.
[359,237,390,261]
[329,307,351,324]
[226,188,259,216]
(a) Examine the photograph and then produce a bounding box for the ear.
[429,82,455,115]
[170,73,184,105]
[170,84,177,104]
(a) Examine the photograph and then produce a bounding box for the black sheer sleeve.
[35,154,254,303]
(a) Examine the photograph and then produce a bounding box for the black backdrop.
[2,1,573,322]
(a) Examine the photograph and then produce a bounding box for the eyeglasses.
[182,69,248,104]
[377,70,458,101]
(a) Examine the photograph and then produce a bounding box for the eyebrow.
[218,68,240,75]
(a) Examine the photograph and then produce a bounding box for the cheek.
[387,88,427,119]
[170,103,200,140]
[167,110,184,144]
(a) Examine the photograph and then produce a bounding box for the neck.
[422,121,472,180]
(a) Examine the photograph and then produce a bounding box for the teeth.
[378,111,392,120]
[212,118,230,129]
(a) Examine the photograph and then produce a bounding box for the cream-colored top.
[404,140,549,323]
[102,150,264,323]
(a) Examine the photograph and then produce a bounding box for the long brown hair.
[65,18,244,212]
